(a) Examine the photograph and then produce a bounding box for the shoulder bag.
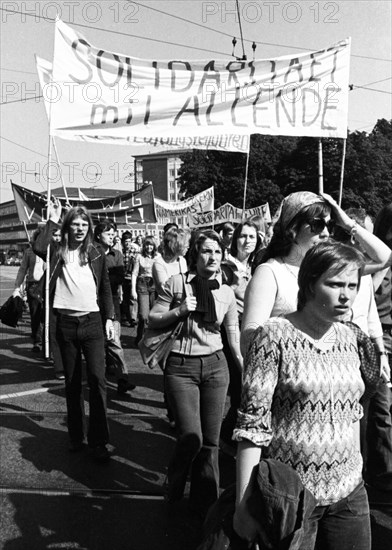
[138,272,188,370]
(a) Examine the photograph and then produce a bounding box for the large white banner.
[155,187,214,220]
[37,54,249,153]
[49,21,350,141]
[188,202,271,228]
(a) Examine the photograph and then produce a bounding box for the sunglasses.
[308,218,335,234]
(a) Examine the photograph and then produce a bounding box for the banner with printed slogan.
[188,202,271,228]
[11,183,157,225]
[49,20,350,142]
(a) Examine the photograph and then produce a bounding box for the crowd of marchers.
[11,191,392,550]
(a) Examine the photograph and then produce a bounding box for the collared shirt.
[156,271,239,356]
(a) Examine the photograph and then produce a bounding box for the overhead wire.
[0,5,391,63]
[130,1,391,63]
[0,95,43,106]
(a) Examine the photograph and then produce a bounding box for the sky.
[0,0,391,204]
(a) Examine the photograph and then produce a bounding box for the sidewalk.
[0,267,391,549]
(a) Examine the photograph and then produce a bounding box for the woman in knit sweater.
[233,241,374,549]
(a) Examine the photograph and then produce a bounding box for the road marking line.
[0,387,58,400]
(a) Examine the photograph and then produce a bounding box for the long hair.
[297,240,365,311]
[58,207,94,265]
[229,221,260,265]
[258,202,331,265]
[188,230,224,271]
[374,203,392,245]
[141,235,158,258]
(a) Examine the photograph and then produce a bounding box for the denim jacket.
[198,459,316,550]
[33,220,114,320]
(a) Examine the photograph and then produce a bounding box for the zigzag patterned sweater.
[234,318,364,505]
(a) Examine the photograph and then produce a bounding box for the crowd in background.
[11,192,392,549]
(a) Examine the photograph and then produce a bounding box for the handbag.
[0,295,25,327]
[138,273,188,370]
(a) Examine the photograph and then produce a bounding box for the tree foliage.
[177,119,392,218]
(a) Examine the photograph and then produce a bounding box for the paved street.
[1,266,391,550]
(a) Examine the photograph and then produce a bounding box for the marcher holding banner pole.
[241,191,391,355]
[33,198,115,462]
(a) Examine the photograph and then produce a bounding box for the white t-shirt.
[53,250,99,312]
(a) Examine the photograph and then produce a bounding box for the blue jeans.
[301,482,371,550]
[165,350,229,515]
[56,312,109,447]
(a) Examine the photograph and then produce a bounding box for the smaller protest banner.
[155,187,214,221]
[188,202,271,228]
[11,183,157,225]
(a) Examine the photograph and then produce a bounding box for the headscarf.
[278,191,325,230]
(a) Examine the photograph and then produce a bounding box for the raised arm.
[322,193,392,273]
[240,264,278,355]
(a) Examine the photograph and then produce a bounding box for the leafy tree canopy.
[177,119,392,218]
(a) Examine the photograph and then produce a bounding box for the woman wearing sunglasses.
[241,191,390,354]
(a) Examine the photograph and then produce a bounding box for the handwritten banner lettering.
[49,21,350,142]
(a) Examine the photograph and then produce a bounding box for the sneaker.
[117,379,136,394]
[90,445,111,463]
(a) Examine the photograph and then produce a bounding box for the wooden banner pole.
[338,138,347,207]
[318,139,324,194]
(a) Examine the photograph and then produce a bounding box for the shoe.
[90,445,111,463]
[117,379,136,394]
[55,372,65,380]
[69,441,84,452]
[32,344,41,353]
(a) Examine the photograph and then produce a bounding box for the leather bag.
[138,273,188,370]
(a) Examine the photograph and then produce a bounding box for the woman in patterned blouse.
[233,241,372,550]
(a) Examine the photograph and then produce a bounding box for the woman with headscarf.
[241,191,391,355]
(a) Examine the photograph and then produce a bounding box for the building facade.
[134,150,185,201]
